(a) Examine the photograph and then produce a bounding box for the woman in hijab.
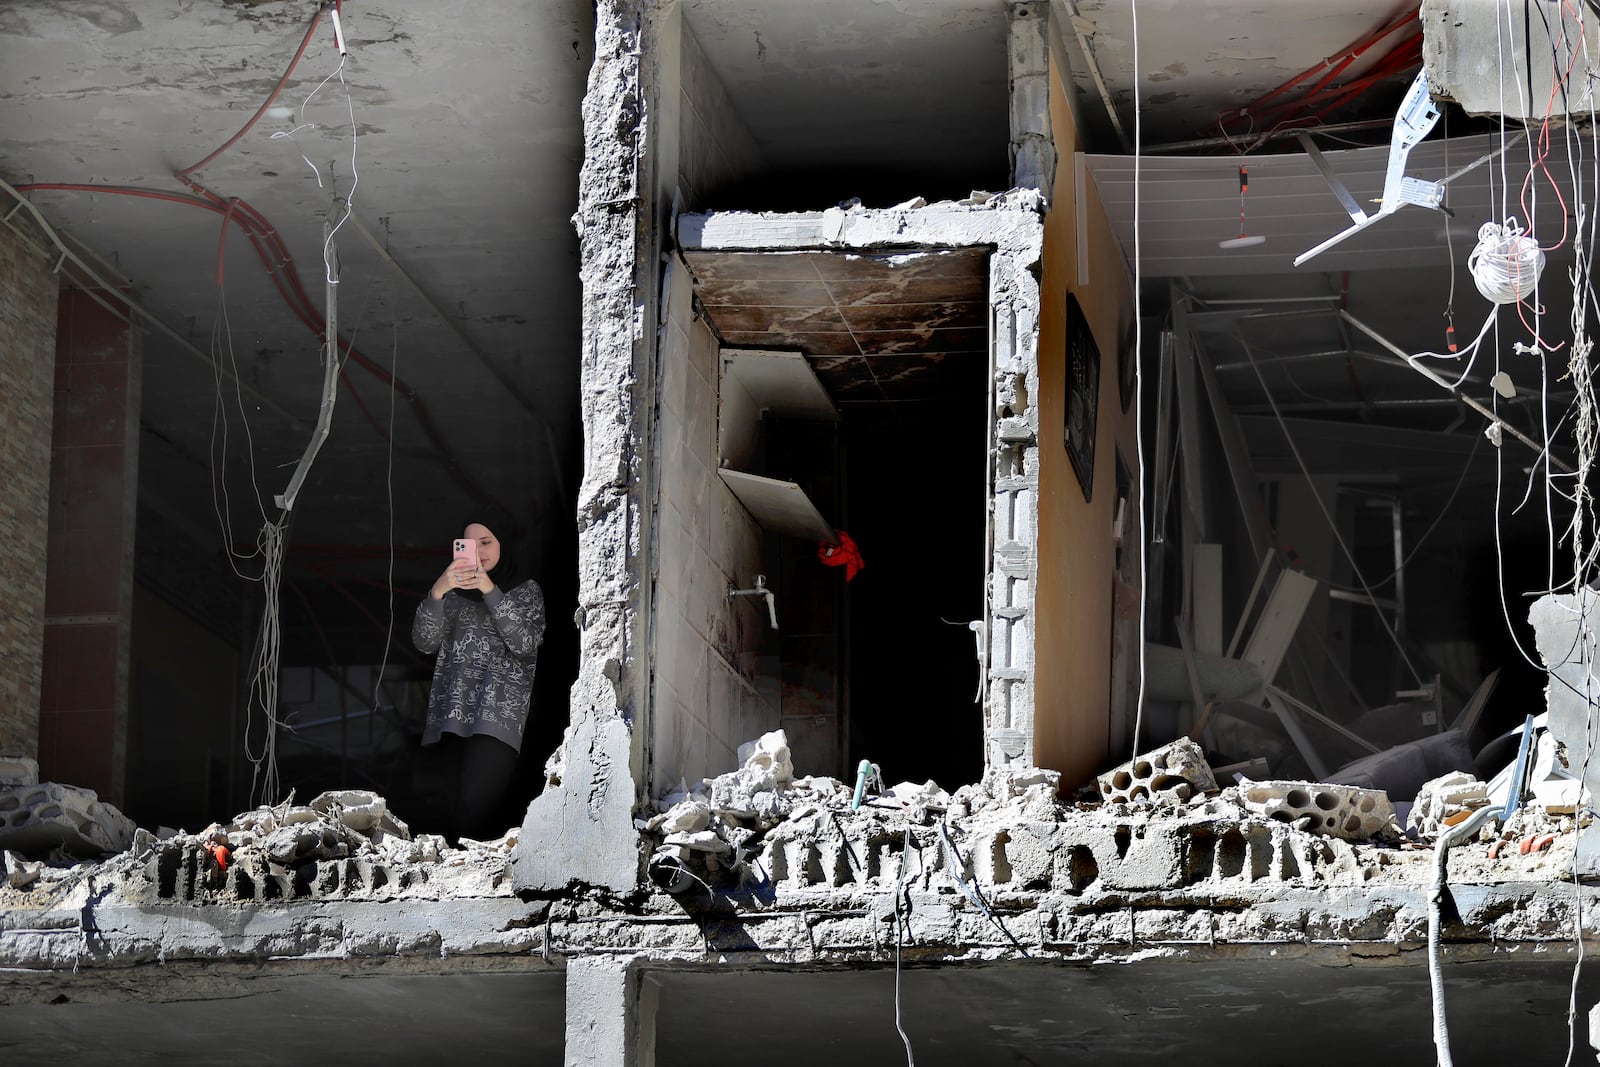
[411,512,545,841]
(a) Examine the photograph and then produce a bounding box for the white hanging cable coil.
[1467,218,1545,304]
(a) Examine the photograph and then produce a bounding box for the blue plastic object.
[851,759,879,810]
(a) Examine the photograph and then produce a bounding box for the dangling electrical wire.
[369,288,401,724]
[1558,12,1600,1054]
[1237,334,1427,687]
[893,824,918,1066]
[1131,0,1149,755]
[244,518,288,806]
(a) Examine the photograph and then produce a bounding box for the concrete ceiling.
[1059,0,1424,147]
[0,0,1494,648]
[0,0,591,578]
[682,0,1013,202]
[4,955,1592,1064]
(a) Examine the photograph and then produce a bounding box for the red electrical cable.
[175,4,323,178]
[1243,9,1415,117]
[23,0,507,514]
[1213,13,1422,146]
[14,183,500,498]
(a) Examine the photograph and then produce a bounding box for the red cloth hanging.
[817,530,864,581]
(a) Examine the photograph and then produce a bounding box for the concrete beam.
[1009,2,1055,195]
[1421,0,1600,120]
[566,956,657,1067]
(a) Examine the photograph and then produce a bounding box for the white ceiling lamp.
[1219,165,1266,249]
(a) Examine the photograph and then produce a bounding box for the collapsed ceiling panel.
[1085,133,1571,278]
[684,248,989,402]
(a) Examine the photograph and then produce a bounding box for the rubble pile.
[1408,771,1491,840]
[640,716,1600,903]
[131,789,520,903]
[0,786,518,902]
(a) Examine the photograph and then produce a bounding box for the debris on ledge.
[0,787,521,906]
[637,727,1593,904]
[0,756,134,858]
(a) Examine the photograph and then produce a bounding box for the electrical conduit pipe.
[1428,803,1498,1066]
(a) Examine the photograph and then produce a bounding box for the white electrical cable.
[1428,802,1499,1067]
[1563,12,1600,1061]
[244,518,288,806]
[1130,0,1148,755]
[369,299,400,724]
[893,824,917,1067]
[1468,218,1547,304]
[288,46,359,285]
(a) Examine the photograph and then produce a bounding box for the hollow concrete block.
[1239,779,1395,841]
[1098,738,1217,807]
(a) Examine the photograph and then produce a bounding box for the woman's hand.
[430,558,489,599]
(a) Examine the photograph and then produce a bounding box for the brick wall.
[0,221,60,757]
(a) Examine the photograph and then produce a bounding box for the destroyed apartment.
[11,0,1600,1062]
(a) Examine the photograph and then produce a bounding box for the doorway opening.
[686,246,992,788]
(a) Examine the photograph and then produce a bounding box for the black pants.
[425,733,519,843]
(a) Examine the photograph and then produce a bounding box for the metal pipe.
[1233,397,1539,414]
[1191,296,1341,306]
[1144,118,1396,155]
[0,178,304,428]
[1339,310,1575,473]
[275,221,342,511]
[1061,0,1133,152]
[728,574,778,629]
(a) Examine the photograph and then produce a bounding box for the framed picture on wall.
[1064,293,1100,501]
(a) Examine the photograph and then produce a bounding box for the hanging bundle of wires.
[1468,218,1547,303]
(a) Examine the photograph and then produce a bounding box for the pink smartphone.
[452,537,479,571]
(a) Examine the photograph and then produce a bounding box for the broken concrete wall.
[0,217,59,757]
[516,0,770,894]
[648,257,773,793]
[1530,589,1600,804]
[1028,27,1138,789]
[516,0,655,894]
[1421,0,1600,121]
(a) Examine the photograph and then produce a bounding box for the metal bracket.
[1294,71,1444,266]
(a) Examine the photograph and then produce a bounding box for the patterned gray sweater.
[412,581,546,752]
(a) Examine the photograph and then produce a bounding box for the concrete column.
[564,956,658,1067]
[0,215,60,756]
[39,283,140,803]
[1008,1,1054,194]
